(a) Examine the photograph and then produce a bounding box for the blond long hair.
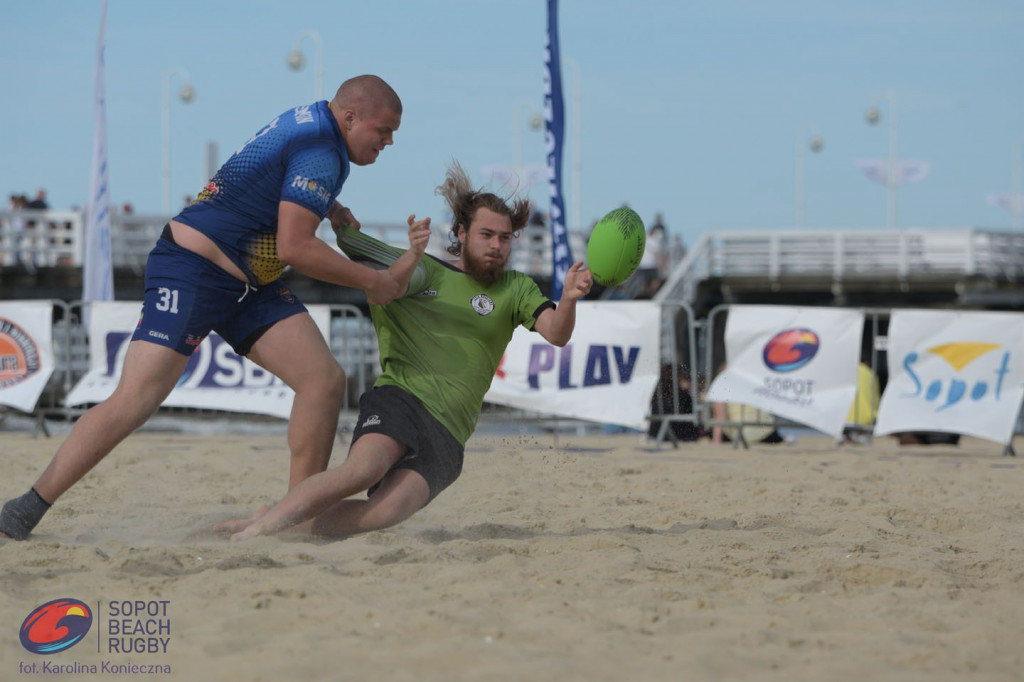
[435,161,530,257]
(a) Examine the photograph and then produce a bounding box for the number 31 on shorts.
[156,287,179,313]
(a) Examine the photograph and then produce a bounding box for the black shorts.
[353,385,464,502]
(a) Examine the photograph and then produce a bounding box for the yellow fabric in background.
[846,363,880,426]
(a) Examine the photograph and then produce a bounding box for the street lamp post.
[514,99,544,180]
[795,127,824,229]
[865,93,898,230]
[287,30,324,101]
[162,67,195,215]
[564,57,582,233]
[1014,140,1024,231]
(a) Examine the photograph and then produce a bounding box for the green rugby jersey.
[337,226,553,445]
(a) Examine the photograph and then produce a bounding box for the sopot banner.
[65,301,331,419]
[485,301,661,430]
[874,309,1024,445]
[0,301,56,414]
[706,305,864,438]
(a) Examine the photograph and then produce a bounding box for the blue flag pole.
[545,0,573,301]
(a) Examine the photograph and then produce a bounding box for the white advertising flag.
[855,159,931,187]
[66,302,331,419]
[0,302,56,414]
[986,192,1024,217]
[84,0,114,308]
[874,309,1024,445]
[485,301,661,430]
[706,305,864,438]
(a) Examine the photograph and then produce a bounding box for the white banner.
[874,309,1024,444]
[65,302,331,419]
[706,305,864,438]
[987,192,1024,217]
[485,301,661,429]
[482,164,548,189]
[0,301,56,414]
[855,159,931,186]
[84,0,113,308]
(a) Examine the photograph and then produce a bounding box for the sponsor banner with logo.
[706,305,864,438]
[65,302,330,419]
[874,309,1024,444]
[0,301,56,413]
[485,301,661,429]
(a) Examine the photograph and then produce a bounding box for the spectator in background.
[707,363,784,446]
[23,189,54,265]
[839,362,880,445]
[528,206,546,227]
[710,401,784,445]
[647,364,702,443]
[7,193,30,268]
[637,215,668,298]
[26,189,49,210]
[894,432,961,446]
[670,234,687,269]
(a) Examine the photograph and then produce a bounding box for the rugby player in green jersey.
[221,161,592,541]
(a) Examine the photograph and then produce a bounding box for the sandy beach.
[1,426,1022,681]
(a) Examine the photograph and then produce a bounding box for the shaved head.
[332,75,402,116]
[329,75,402,166]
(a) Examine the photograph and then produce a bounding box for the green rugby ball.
[586,207,646,286]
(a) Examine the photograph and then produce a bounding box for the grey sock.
[0,489,52,540]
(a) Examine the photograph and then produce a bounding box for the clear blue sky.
[3,0,1022,247]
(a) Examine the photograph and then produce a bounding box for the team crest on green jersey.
[471,294,495,316]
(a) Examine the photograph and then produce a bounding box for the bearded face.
[457,207,513,285]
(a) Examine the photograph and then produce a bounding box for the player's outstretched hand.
[230,524,262,542]
[213,505,269,537]
[562,261,593,302]
[406,214,431,255]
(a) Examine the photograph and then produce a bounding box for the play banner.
[485,301,660,429]
[0,301,57,414]
[874,309,1024,445]
[65,302,331,419]
[706,305,864,438]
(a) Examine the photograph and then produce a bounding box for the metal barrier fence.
[647,305,1024,448]
[696,305,894,447]
[10,299,1024,446]
[11,301,380,428]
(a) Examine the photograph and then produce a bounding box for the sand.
[1,426,1023,681]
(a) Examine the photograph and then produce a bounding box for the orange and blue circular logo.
[762,328,820,372]
[0,318,41,389]
[20,599,93,654]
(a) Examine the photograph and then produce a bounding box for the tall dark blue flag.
[545,0,573,300]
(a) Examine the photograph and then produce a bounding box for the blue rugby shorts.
[131,235,307,356]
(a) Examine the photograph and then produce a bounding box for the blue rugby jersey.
[175,101,349,285]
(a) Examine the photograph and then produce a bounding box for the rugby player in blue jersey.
[0,75,430,541]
